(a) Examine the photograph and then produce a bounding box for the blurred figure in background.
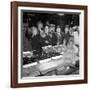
[73,26,80,55]
[25,27,32,40]
[73,26,79,46]
[64,25,71,46]
[24,27,33,51]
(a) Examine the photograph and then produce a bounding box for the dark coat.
[30,34,42,52]
[49,33,57,46]
[39,33,57,47]
[39,34,52,47]
[56,32,64,45]
[64,31,71,45]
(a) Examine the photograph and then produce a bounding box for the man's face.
[49,26,55,33]
[32,27,38,35]
[37,22,43,29]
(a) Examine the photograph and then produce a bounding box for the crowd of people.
[25,21,79,55]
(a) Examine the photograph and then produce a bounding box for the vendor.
[39,25,52,47]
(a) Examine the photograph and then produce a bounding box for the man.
[30,26,42,55]
[49,24,57,46]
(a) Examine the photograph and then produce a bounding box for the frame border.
[11,1,88,88]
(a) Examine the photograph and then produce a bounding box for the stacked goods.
[23,45,65,65]
[42,45,63,54]
[42,45,54,53]
[53,45,63,53]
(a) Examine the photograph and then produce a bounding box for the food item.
[42,45,63,54]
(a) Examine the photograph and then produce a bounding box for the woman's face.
[56,27,61,34]
[44,26,49,34]
[65,27,69,33]
[32,27,38,35]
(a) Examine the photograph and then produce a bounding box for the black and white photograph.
[20,9,81,79]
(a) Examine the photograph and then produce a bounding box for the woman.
[40,25,52,46]
[55,25,64,45]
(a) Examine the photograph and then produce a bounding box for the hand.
[45,40,49,43]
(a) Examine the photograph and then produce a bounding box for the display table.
[22,45,79,77]
[23,54,78,77]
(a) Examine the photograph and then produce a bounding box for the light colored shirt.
[74,31,79,45]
